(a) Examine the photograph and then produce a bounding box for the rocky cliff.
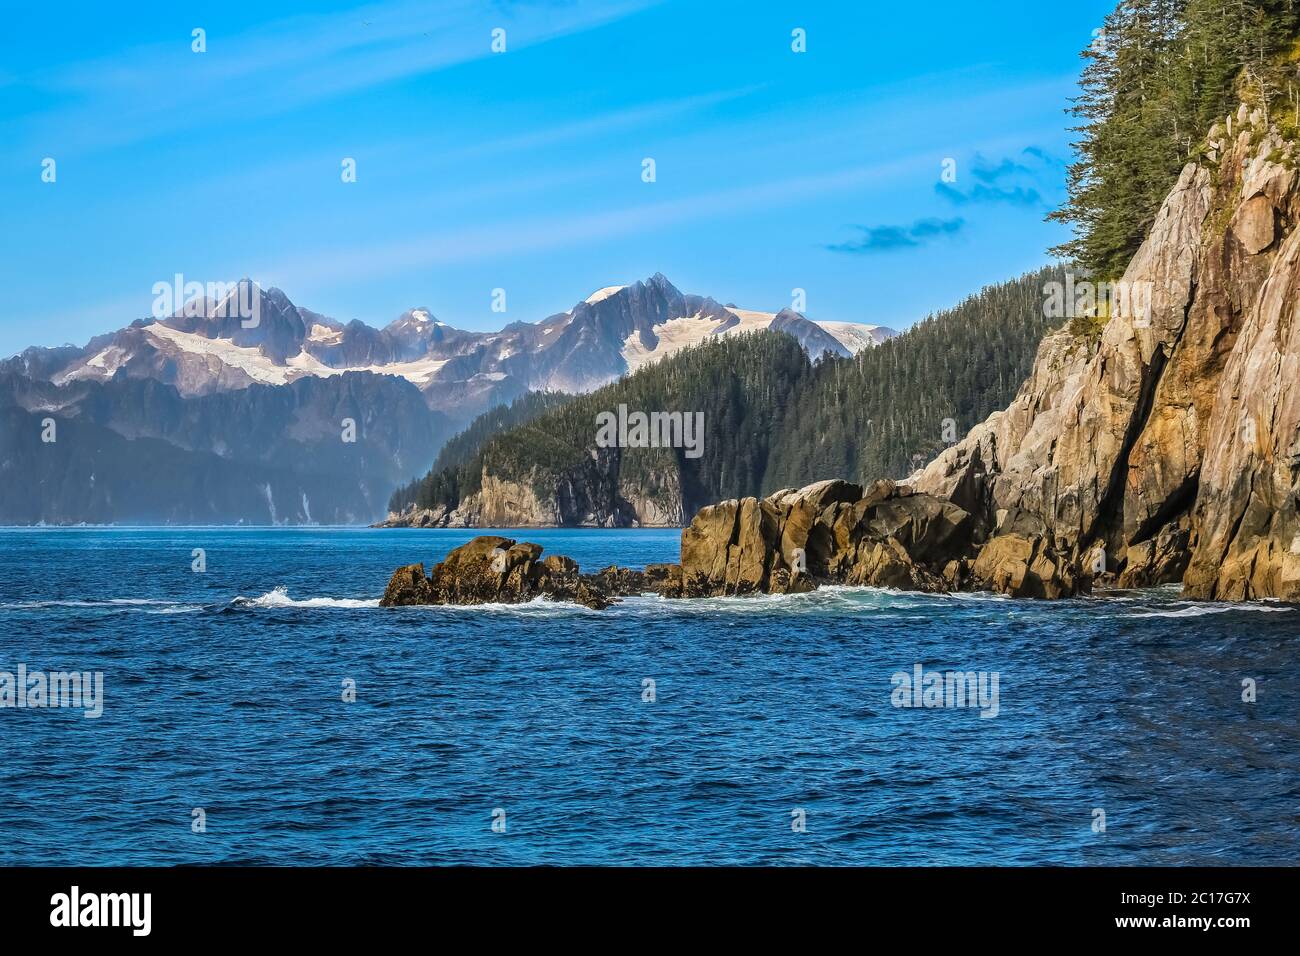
[378,450,686,528]
[382,107,1300,602]
[913,104,1300,601]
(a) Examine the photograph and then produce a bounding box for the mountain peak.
[387,307,440,328]
[581,273,681,306]
[646,272,678,293]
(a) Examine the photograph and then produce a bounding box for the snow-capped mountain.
[0,274,895,524]
[16,274,895,418]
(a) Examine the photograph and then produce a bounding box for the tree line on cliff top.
[1051,0,1300,277]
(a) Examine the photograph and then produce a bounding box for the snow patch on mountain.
[585,285,626,304]
[621,310,773,373]
[308,323,343,344]
[147,323,296,385]
[619,305,890,373]
[55,345,130,384]
[818,321,892,354]
[285,349,450,386]
[143,323,450,388]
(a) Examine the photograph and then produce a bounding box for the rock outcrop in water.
[381,477,1086,608]
[672,477,1086,599]
[912,105,1300,602]
[379,534,684,609]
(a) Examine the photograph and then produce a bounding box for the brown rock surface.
[1231,193,1276,255]
[970,534,1081,599]
[678,479,989,596]
[379,535,684,610]
[380,563,435,606]
[912,113,1300,602]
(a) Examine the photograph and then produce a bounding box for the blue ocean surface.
[0,527,1295,866]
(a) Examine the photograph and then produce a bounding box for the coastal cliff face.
[913,105,1300,601]
[378,451,686,528]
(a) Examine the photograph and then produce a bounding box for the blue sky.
[0,0,1113,356]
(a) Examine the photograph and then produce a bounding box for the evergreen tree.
[1050,0,1300,276]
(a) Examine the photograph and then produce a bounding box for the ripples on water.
[0,528,1295,865]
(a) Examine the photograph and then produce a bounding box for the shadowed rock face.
[913,106,1300,602]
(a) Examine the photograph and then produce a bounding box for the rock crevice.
[914,110,1300,601]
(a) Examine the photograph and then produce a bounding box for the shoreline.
[377,477,1292,609]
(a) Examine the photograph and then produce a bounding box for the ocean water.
[0,527,1296,866]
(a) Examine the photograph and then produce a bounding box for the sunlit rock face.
[912,107,1300,601]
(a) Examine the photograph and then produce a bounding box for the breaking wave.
[230,586,380,610]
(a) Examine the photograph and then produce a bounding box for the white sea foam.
[234,586,379,609]
[232,590,600,614]
[621,586,890,615]
[0,598,174,609]
[1127,603,1293,619]
[936,589,1014,602]
[13,585,1286,620]
[422,595,602,615]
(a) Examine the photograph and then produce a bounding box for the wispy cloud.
[825,217,965,255]
[1021,145,1060,165]
[125,84,760,213]
[261,154,933,286]
[934,148,1059,207]
[971,157,1034,183]
[6,0,662,157]
[429,85,764,165]
[935,181,1042,206]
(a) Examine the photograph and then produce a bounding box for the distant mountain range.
[13,274,893,418]
[0,275,893,524]
[0,370,452,525]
